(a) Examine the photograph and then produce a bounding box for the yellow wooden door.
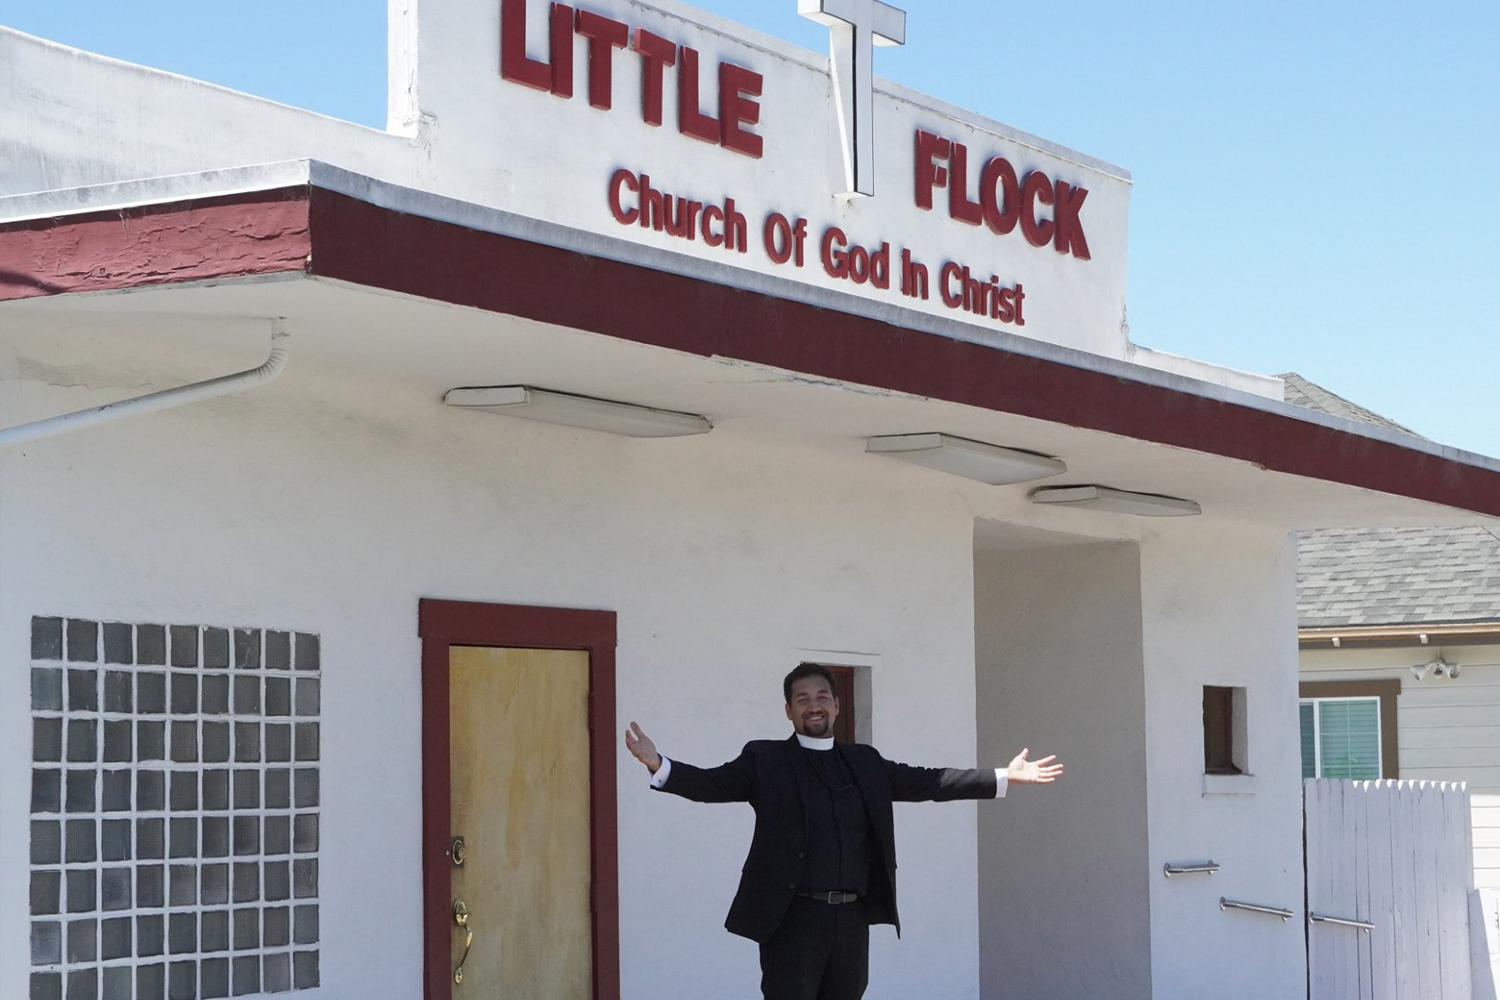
[449,646,593,998]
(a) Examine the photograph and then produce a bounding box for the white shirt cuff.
[994,769,1008,798]
[649,755,673,788]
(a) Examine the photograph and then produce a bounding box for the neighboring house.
[1290,373,1500,889]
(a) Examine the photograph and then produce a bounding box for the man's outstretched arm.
[886,747,1064,802]
[625,721,756,802]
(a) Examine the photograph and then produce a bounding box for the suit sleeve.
[882,757,999,802]
[654,744,758,803]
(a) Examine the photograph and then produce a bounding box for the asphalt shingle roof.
[1278,372,1419,437]
[1282,373,1500,628]
[1297,526,1500,627]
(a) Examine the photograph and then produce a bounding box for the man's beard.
[800,715,832,737]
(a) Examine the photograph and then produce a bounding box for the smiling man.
[625,662,1063,1000]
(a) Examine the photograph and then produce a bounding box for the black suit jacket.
[657,735,997,943]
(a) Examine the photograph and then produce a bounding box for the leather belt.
[797,890,861,904]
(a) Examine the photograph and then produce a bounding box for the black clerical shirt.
[799,743,871,895]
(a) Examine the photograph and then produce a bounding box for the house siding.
[1302,647,1500,889]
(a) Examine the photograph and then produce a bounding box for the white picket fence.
[1304,778,1495,1000]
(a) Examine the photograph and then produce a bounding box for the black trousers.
[759,897,870,1000]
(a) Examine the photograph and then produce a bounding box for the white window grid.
[29,618,321,1000]
[1300,694,1383,779]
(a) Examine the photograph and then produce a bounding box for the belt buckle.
[827,891,851,904]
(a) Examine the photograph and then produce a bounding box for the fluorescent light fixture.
[444,385,712,438]
[1029,485,1201,517]
[865,433,1066,485]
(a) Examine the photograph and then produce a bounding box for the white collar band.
[796,734,836,750]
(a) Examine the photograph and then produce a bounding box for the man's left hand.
[1007,748,1064,785]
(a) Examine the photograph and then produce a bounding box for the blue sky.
[4,1,1497,458]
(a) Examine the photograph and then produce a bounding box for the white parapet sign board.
[393,0,1133,358]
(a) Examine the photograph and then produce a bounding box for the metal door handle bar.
[1219,897,1293,921]
[453,899,474,985]
[1164,861,1220,877]
[1309,912,1374,932]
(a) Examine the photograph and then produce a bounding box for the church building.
[4,2,1499,998]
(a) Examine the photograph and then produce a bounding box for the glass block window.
[30,617,321,1000]
[1300,696,1381,779]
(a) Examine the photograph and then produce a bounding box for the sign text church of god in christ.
[478,0,1106,333]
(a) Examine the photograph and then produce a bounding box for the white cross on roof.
[799,0,907,197]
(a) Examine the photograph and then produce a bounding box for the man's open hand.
[1007,748,1064,785]
[625,721,662,773]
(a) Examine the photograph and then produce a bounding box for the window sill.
[1202,772,1257,797]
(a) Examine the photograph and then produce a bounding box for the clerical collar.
[796,734,835,751]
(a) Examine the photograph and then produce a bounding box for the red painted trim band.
[0,189,311,301]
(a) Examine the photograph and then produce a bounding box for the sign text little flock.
[501,0,1090,327]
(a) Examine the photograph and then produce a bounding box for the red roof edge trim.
[0,186,312,302]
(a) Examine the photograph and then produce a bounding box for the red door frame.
[419,598,619,1000]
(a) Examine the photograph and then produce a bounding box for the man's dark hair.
[783,662,837,704]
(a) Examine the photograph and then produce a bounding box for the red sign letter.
[608,169,639,224]
[501,0,553,90]
[1020,172,1055,249]
[634,30,677,127]
[548,3,575,97]
[575,9,627,110]
[1052,181,1091,260]
[719,62,764,159]
[676,47,721,143]
[947,141,983,226]
[914,130,950,211]
[980,156,1020,235]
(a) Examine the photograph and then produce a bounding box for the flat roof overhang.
[3,160,1499,530]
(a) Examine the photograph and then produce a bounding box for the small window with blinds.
[1300,696,1381,779]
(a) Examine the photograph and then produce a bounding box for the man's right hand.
[625,721,662,773]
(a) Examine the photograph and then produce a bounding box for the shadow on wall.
[0,266,67,298]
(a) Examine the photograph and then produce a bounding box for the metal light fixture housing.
[1029,484,1201,517]
[444,385,712,438]
[865,433,1066,485]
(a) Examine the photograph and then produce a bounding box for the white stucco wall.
[1141,524,1307,1000]
[1302,645,1500,890]
[0,322,998,1000]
